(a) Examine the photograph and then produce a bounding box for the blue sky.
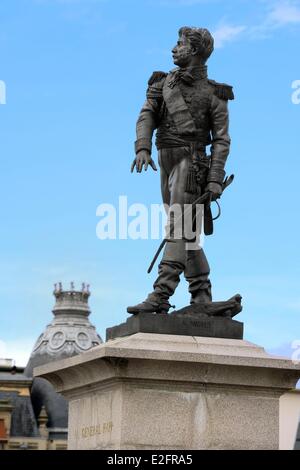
[0,0,300,365]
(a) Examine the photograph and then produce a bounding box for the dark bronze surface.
[125,27,242,336]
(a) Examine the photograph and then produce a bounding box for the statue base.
[106,312,243,341]
[106,295,243,341]
[35,333,300,450]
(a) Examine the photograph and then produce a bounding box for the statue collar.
[169,65,208,88]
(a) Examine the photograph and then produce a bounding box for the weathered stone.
[35,333,300,450]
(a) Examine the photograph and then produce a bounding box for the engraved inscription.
[190,320,212,329]
[81,421,113,438]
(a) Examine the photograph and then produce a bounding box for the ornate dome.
[25,283,102,376]
[25,283,102,434]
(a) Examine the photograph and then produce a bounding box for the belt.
[158,143,206,153]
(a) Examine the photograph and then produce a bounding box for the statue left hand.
[131,150,157,173]
[205,182,222,201]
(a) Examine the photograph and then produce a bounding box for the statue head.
[172,27,214,68]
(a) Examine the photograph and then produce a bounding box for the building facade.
[0,283,102,450]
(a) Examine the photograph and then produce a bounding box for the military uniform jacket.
[135,65,234,184]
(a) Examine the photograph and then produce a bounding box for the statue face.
[172,35,194,67]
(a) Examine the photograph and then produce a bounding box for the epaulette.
[148,71,168,86]
[208,79,234,101]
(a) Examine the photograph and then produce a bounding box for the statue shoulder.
[148,71,168,86]
[207,79,234,101]
[146,71,168,99]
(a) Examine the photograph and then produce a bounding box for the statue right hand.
[131,150,157,173]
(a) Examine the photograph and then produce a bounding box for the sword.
[147,191,211,274]
[204,174,235,235]
[147,174,235,274]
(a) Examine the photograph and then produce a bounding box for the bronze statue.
[128,27,239,317]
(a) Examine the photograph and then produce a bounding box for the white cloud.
[0,339,34,368]
[212,2,300,46]
[250,0,300,36]
[213,24,246,48]
[267,1,300,26]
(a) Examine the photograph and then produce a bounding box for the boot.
[127,297,173,315]
[185,248,212,305]
[190,287,212,305]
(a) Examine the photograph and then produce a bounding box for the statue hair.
[178,26,214,62]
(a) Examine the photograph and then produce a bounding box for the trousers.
[147,146,212,304]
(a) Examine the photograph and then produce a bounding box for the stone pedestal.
[35,333,300,450]
[106,312,243,341]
